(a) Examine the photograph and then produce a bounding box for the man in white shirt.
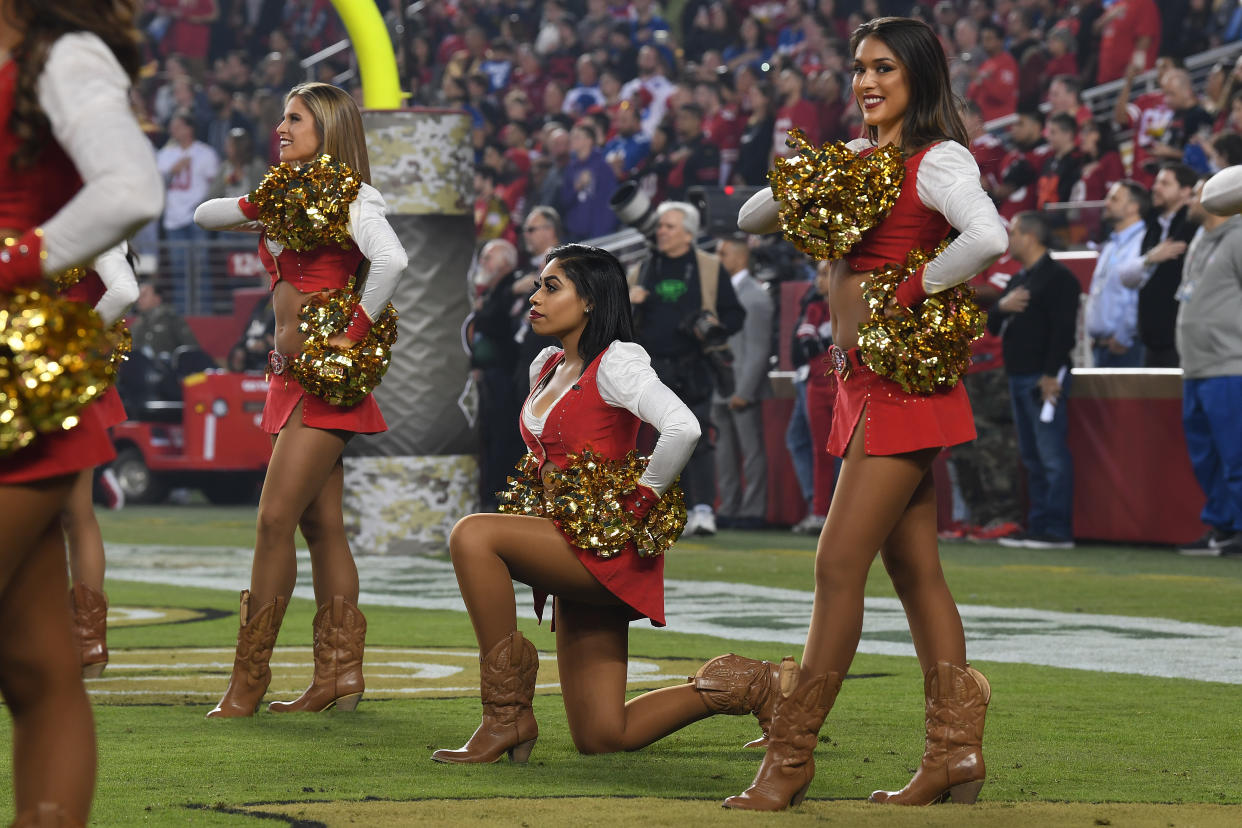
[1085,180,1149,367]
[712,237,773,530]
[156,109,220,313]
[620,44,675,138]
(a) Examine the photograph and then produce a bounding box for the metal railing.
[132,238,267,317]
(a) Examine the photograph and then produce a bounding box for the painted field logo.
[84,647,702,705]
[108,607,217,628]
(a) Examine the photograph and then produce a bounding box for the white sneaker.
[695,510,717,536]
[791,514,825,535]
[683,510,702,536]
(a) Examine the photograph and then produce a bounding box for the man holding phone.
[989,212,1082,550]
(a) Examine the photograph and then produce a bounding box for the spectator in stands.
[1175,178,1242,557]
[991,212,1082,550]
[667,103,721,200]
[963,98,1005,193]
[1005,7,1046,112]
[1113,56,1179,187]
[773,64,821,156]
[1094,0,1161,84]
[1046,75,1091,127]
[620,44,676,137]
[628,0,671,48]
[565,54,607,116]
[1073,119,1126,202]
[1036,113,1085,210]
[474,164,518,247]
[733,81,776,187]
[1207,131,1242,170]
[131,280,203,359]
[775,0,807,58]
[966,21,1018,123]
[1042,26,1078,83]
[948,16,980,100]
[468,239,527,512]
[794,260,839,537]
[1148,68,1215,174]
[532,126,571,208]
[722,13,771,73]
[627,202,745,536]
[995,109,1050,221]
[559,122,619,241]
[231,295,275,373]
[512,206,564,389]
[1125,162,1197,367]
[712,237,772,531]
[204,82,253,158]
[603,100,651,179]
[156,109,220,313]
[209,127,266,200]
[696,79,743,177]
[1085,180,1150,367]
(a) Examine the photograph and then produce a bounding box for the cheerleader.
[728,17,1008,810]
[0,0,163,823]
[434,244,784,765]
[59,245,139,679]
[194,82,407,718]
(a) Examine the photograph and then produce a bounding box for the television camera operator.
[626,200,745,535]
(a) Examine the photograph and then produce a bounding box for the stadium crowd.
[130,0,1242,554]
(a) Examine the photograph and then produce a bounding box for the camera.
[610,180,660,240]
[681,309,735,398]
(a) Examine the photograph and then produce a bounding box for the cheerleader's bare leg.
[62,468,110,677]
[0,476,95,822]
[208,402,349,717]
[433,513,780,763]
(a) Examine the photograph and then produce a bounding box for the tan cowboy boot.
[206,590,286,718]
[69,584,108,679]
[869,662,991,805]
[723,661,844,811]
[269,596,366,713]
[690,653,789,748]
[10,803,84,828]
[431,630,539,764]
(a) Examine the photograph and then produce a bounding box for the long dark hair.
[849,16,968,152]
[4,0,143,170]
[543,243,634,371]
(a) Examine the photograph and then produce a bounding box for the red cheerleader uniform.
[521,349,666,626]
[0,60,115,484]
[827,143,980,457]
[256,240,386,435]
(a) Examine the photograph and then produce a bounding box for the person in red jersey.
[58,245,139,681]
[966,21,1017,123]
[1113,56,1178,188]
[1094,0,1161,85]
[194,82,408,719]
[734,16,1007,811]
[0,1,163,824]
[995,109,1051,222]
[433,244,784,765]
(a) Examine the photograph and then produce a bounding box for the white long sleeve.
[193,183,407,318]
[37,33,163,273]
[349,183,408,320]
[596,342,700,495]
[91,243,138,325]
[914,141,1009,294]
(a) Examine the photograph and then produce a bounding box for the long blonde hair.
[286,82,372,184]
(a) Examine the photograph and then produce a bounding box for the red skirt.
[92,386,127,429]
[0,404,116,485]
[261,372,386,435]
[828,357,975,457]
[534,535,666,628]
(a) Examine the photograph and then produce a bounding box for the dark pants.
[1092,342,1144,368]
[478,366,525,510]
[1144,345,1179,368]
[683,397,717,510]
[1009,372,1074,540]
[784,379,814,506]
[1183,376,1242,533]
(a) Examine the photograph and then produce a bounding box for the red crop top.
[844,143,951,272]
[0,61,82,233]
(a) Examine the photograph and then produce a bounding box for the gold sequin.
[858,243,985,395]
[498,450,687,559]
[249,154,361,252]
[289,292,398,407]
[769,129,905,261]
[1,289,122,455]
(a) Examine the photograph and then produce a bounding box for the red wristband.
[894,264,929,309]
[238,196,260,220]
[344,304,373,342]
[623,483,660,521]
[0,228,47,291]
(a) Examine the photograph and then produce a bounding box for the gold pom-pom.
[857,243,985,395]
[105,320,132,381]
[51,266,87,292]
[1,288,121,455]
[498,450,687,559]
[289,292,398,407]
[769,129,905,261]
[249,154,362,252]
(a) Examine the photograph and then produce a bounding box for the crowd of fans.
[130,1,1242,551]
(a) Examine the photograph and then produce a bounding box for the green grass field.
[3,505,1241,826]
